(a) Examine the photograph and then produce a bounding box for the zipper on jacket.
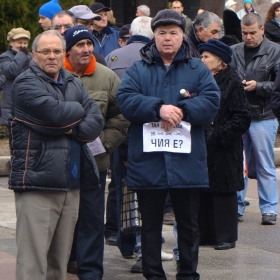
[22,130,31,189]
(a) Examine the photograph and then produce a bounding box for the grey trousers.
[15,189,79,280]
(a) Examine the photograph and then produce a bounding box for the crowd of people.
[0,0,280,279]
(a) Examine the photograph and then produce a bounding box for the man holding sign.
[116,9,220,280]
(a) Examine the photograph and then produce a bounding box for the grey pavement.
[0,174,280,280]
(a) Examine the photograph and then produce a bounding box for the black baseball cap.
[90,2,111,13]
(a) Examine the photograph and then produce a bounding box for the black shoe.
[105,235,117,246]
[176,260,180,272]
[214,242,236,250]
[238,214,244,222]
[67,261,77,274]
[131,258,142,273]
[244,200,250,206]
[261,213,277,225]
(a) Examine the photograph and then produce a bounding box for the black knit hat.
[198,39,232,64]
[64,26,94,52]
[151,10,186,32]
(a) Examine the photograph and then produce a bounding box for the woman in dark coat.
[264,2,280,44]
[223,0,242,42]
[0,27,32,127]
[198,39,251,250]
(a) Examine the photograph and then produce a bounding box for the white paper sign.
[143,121,191,153]
[87,137,106,156]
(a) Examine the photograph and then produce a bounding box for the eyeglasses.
[34,48,64,56]
[78,21,95,28]
[53,24,73,31]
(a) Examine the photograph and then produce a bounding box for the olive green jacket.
[64,55,129,171]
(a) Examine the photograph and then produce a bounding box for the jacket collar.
[186,25,203,48]
[63,54,96,76]
[127,35,151,45]
[93,25,113,36]
[140,41,191,66]
[29,60,73,83]
[235,36,270,56]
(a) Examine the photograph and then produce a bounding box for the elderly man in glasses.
[10,29,104,280]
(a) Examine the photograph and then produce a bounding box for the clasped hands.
[160,105,183,132]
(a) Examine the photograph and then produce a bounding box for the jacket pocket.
[33,141,46,170]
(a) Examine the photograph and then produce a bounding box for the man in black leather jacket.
[230,13,280,225]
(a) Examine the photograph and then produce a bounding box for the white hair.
[131,16,154,39]
[137,5,150,16]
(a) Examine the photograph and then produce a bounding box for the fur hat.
[64,26,94,52]
[151,10,186,32]
[39,0,62,19]
[198,39,232,64]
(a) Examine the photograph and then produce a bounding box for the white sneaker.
[161,250,173,261]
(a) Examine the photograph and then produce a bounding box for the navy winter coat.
[116,42,220,191]
[0,48,32,126]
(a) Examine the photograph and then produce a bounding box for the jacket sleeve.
[254,45,280,98]
[264,21,280,42]
[74,84,104,143]
[177,62,221,125]
[272,69,280,118]
[0,51,30,79]
[12,74,86,136]
[210,80,251,147]
[0,70,6,90]
[116,64,165,124]
[103,73,129,153]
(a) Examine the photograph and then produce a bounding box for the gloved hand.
[19,46,29,55]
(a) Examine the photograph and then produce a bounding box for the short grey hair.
[137,5,150,16]
[131,16,154,39]
[193,11,222,32]
[32,30,66,51]
[51,10,77,28]
[242,13,263,28]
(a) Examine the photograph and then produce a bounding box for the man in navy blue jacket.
[89,2,119,57]
[116,9,220,280]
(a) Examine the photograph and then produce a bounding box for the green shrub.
[0,0,94,53]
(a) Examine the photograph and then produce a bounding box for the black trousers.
[104,154,118,239]
[137,188,200,280]
[198,191,238,245]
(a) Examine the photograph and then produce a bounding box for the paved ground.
[0,175,280,280]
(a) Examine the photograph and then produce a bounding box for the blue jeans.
[237,119,279,216]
